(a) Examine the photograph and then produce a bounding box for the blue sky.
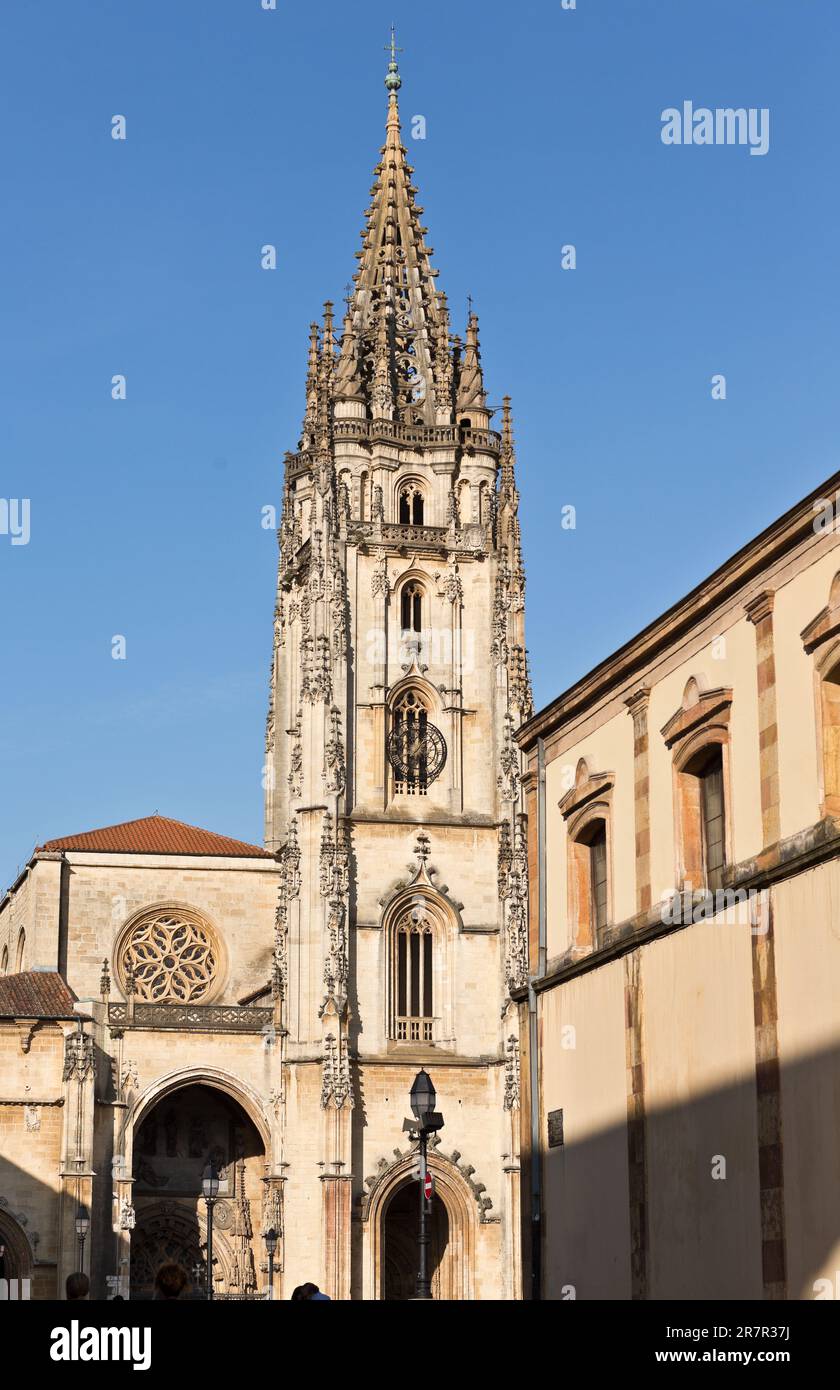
[1,0,838,887]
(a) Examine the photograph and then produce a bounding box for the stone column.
[745,590,781,848]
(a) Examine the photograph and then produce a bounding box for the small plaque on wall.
[548,1109,564,1148]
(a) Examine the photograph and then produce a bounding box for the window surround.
[559,759,615,951]
[801,573,840,816]
[662,679,733,892]
[382,883,456,1049]
[386,675,445,801]
[396,479,426,527]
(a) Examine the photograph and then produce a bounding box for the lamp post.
[264,1227,278,1301]
[408,1069,444,1301]
[75,1204,90,1272]
[201,1161,220,1302]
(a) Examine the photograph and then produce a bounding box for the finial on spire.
[384,25,402,93]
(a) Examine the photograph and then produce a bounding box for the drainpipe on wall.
[529,736,547,1299]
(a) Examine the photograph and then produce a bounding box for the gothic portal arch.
[125,1078,269,1300]
[365,1151,476,1301]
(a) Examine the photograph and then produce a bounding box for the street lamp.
[407,1069,444,1301]
[201,1161,220,1302]
[264,1227,278,1301]
[75,1205,90,1271]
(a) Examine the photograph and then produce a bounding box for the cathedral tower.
[264,44,531,1299]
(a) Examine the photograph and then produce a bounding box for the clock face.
[387,718,447,786]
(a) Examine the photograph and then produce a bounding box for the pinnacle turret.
[455,311,489,423]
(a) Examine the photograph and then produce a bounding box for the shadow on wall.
[0,1160,66,1299]
[537,1038,840,1301]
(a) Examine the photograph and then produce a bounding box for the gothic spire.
[300,321,320,449]
[455,310,488,422]
[345,38,450,425]
[333,307,365,402]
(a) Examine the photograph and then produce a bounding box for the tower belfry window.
[401,582,422,634]
[394,906,434,1041]
[399,485,424,526]
[387,689,447,796]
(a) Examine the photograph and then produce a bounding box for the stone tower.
[263,46,531,1299]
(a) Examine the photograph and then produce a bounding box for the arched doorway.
[0,1209,32,1291]
[381,1181,450,1300]
[130,1083,265,1300]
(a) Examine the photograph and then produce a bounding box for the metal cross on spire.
[386,25,403,64]
[384,25,403,92]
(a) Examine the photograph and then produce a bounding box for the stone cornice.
[517,470,840,751]
[660,687,733,750]
[558,769,614,820]
[745,589,776,625]
[801,602,840,655]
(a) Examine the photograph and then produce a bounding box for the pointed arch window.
[1,946,7,975]
[393,905,434,1042]
[14,929,25,972]
[391,690,429,796]
[399,484,424,526]
[400,581,423,635]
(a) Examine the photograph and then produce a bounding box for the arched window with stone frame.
[662,678,733,894]
[400,579,423,637]
[384,887,457,1047]
[560,760,614,951]
[393,903,435,1042]
[386,682,448,801]
[14,928,25,972]
[1,945,8,975]
[397,480,425,526]
[801,574,840,818]
[390,688,430,797]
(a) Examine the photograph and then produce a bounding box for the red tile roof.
[0,971,81,1019]
[37,815,272,859]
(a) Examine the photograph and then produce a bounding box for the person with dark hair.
[154,1263,188,1300]
[66,1272,90,1301]
[290,1281,331,1301]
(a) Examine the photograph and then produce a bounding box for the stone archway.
[0,1207,33,1291]
[129,1082,265,1300]
[366,1151,477,1301]
[381,1180,449,1300]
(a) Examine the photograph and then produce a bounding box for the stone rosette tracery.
[115,906,223,1004]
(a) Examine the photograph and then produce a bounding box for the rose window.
[118,910,219,1002]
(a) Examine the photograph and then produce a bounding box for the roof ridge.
[36,814,271,858]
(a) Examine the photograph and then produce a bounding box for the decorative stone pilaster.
[625,687,652,912]
[745,590,781,847]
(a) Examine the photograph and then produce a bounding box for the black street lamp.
[75,1205,90,1271]
[201,1161,220,1302]
[407,1069,444,1301]
[264,1227,278,1301]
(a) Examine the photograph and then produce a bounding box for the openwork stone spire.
[339,49,451,425]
